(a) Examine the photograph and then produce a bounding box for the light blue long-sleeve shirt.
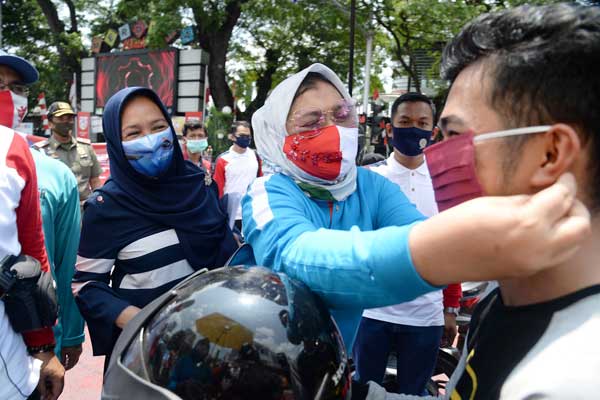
[31,149,85,353]
[242,167,440,350]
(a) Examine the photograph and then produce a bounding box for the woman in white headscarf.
[242,63,589,351]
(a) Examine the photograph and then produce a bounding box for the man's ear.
[530,123,581,188]
[432,126,440,141]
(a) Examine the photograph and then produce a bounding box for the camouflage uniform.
[34,135,102,203]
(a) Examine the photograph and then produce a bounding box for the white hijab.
[252,63,357,201]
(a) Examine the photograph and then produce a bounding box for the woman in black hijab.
[72,87,237,357]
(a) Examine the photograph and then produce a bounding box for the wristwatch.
[27,343,56,355]
[444,307,460,316]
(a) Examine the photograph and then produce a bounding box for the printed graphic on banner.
[95,49,177,111]
[119,24,132,41]
[132,20,148,39]
[180,26,195,45]
[91,36,104,54]
[92,143,110,184]
[122,37,146,50]
[104,29,119,47]
[77,112,91,139]
[185,111,203,122]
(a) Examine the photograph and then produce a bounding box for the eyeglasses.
[0,78,29,96]
[288,98,357,134]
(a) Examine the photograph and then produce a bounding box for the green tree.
[2,0,92,105]
[230,0,368,120]
[205,106,233,155]
[114,0,367,120]
[367,0,486,93]
[367,0,562,96]
[34,0,86,96]
[114,0,248,111]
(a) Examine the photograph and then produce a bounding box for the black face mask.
[53,122,73,137]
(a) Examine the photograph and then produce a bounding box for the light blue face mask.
[122,128,174,177]
[186,138,208,153]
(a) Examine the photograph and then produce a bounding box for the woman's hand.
[410,173,591,286]
[115,305,141,329]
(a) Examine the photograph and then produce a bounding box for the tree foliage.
[2,0,88,106]
[367,0,562,95]
[3,0,565,122]
[230,0,368,119]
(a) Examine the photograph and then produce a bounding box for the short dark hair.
[441,4,600,211]
[230,120,251,135]
[182,120,204,136]
[391,92,436,121]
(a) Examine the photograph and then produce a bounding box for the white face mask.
[0,90,28,129]
[338,126,358,178]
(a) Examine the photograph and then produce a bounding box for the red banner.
[92,143,110,184]
[77,112,91,139]
[185,111,203,122]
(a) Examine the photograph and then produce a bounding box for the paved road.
[60,327,104,399]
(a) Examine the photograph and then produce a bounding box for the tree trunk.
[193,0,247,110]
[206,41,234,110]
[36,0,82,98]
[240,48,281,120]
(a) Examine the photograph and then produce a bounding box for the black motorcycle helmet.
[102,266,351,400]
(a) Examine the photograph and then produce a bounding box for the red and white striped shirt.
[0,125,53,397]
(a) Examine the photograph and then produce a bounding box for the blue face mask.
[186,138,208,153]
[392,126,432,156]
[235,135,251,148]
[122,128,174,177]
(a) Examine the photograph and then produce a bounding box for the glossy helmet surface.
[102,266,351,400]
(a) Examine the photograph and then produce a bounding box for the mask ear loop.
[473,125,551,143]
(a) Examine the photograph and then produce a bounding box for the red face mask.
[424,133,484,212]
[0,90,28,129]
[283,125,344,180]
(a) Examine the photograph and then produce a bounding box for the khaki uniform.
[34,135,102,202]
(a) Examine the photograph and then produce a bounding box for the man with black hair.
[213,121,262,230]
[368,4,600,399]
[182,118,212,173]
[354,93,461,395]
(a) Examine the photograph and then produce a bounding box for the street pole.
[362,30,373,117]
[0,1,3,49]
[362,30,373,148]
[348,0,356,96]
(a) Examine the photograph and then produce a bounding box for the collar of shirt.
[229,145,252,158]
[386,152,430,177]
[49,134,76,151]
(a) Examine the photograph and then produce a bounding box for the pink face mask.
[0,90,28,129]
[424,126,551,212]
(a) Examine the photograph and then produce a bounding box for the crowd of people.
[0,3,598,399]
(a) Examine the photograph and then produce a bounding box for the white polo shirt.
[362,153,444,327]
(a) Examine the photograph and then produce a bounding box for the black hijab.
[98,86,236,268]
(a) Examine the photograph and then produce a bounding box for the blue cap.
[0,49,39,84]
